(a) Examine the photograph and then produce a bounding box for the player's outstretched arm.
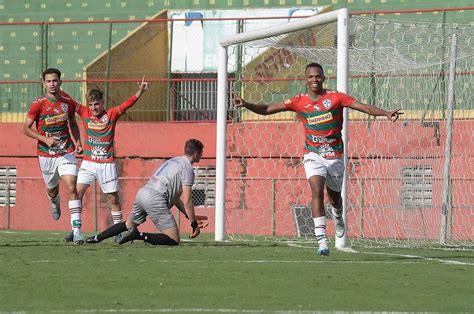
[117,76,149,114]
[234,93,288,116]
[350,101,404,122]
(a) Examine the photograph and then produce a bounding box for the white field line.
[362,251,474,266]
[0,309,446,314]
[286,242,474,266]
[27,258,461,265]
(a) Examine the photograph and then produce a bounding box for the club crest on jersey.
[61,103,68,113]
[101,115,108,123]
[323,99,332,109]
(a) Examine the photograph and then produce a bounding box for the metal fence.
[1,9,473,122]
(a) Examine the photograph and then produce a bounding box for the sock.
[313,216,327,248]
[69,200,82,232]
[332,205,342,217]
[111,211,122,225]
[141,233,179,246]
[47,193,59,205]
[97,221,128,241]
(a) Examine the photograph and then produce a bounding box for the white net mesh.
[249,17,474,73]
[224,15,474,248]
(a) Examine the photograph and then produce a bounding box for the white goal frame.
[214,8,350,248]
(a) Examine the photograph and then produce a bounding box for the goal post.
[214,9,474,248]
[215,8,350,243]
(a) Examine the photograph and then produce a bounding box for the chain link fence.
[3,10,472,123]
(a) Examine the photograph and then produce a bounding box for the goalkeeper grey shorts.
[129,187,177,231]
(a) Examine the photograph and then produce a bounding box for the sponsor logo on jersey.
[88,136,107,144]
[45,131,62,138]
[320,151,336,158]
[319,143,335,153]
[319,144,336,158]
[88,136,112,145]
[91,146,108,160]
[307,112,333,125]
[87,121,108,130]
[323,99,332,109]
[310,135,336,143]
[45,113,68,125]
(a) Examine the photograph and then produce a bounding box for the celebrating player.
[63,78,149,243]
[234,63,403,256]
[86,139,208,245]
[23,68,85,244]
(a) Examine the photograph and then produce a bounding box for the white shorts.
[303,152,344,192]
[38,153,78,189]
[77,160,119,194]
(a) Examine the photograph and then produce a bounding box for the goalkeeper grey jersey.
[145,156,195,207]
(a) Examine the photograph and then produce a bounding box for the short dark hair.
[42,68,62,80]
[305,63,324,74]
[87,89,104,103]
[184,139,204,156]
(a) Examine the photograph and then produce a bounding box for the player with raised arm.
[234,63,403,256]
[86,139,208,245]
[23,68,85,244]
[63,78,149,243]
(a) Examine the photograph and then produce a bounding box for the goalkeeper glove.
[191,220,199,233]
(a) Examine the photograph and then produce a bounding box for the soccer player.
[23,68,85,244]
[63,78,149,242]
[234,63,403,256]
[86,139,208,245]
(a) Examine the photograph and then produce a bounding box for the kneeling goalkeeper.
[86,138,208,245]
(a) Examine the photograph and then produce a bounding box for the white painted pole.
[336,8,350,249]
[440,34,457,245]
[215,45,228,241]
[216,9,348,243]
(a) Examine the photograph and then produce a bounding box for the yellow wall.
[84,10,169,121]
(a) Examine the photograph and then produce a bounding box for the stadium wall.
[1,121,473,239]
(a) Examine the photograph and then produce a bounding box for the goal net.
[215,9,474,248]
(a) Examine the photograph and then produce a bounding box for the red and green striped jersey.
[76,95,138,163]
[27,93,79,157]
[283,90,356,159]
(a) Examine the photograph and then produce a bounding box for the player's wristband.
[190,220,198,231]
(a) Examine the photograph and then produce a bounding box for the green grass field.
[1,230,473,313]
